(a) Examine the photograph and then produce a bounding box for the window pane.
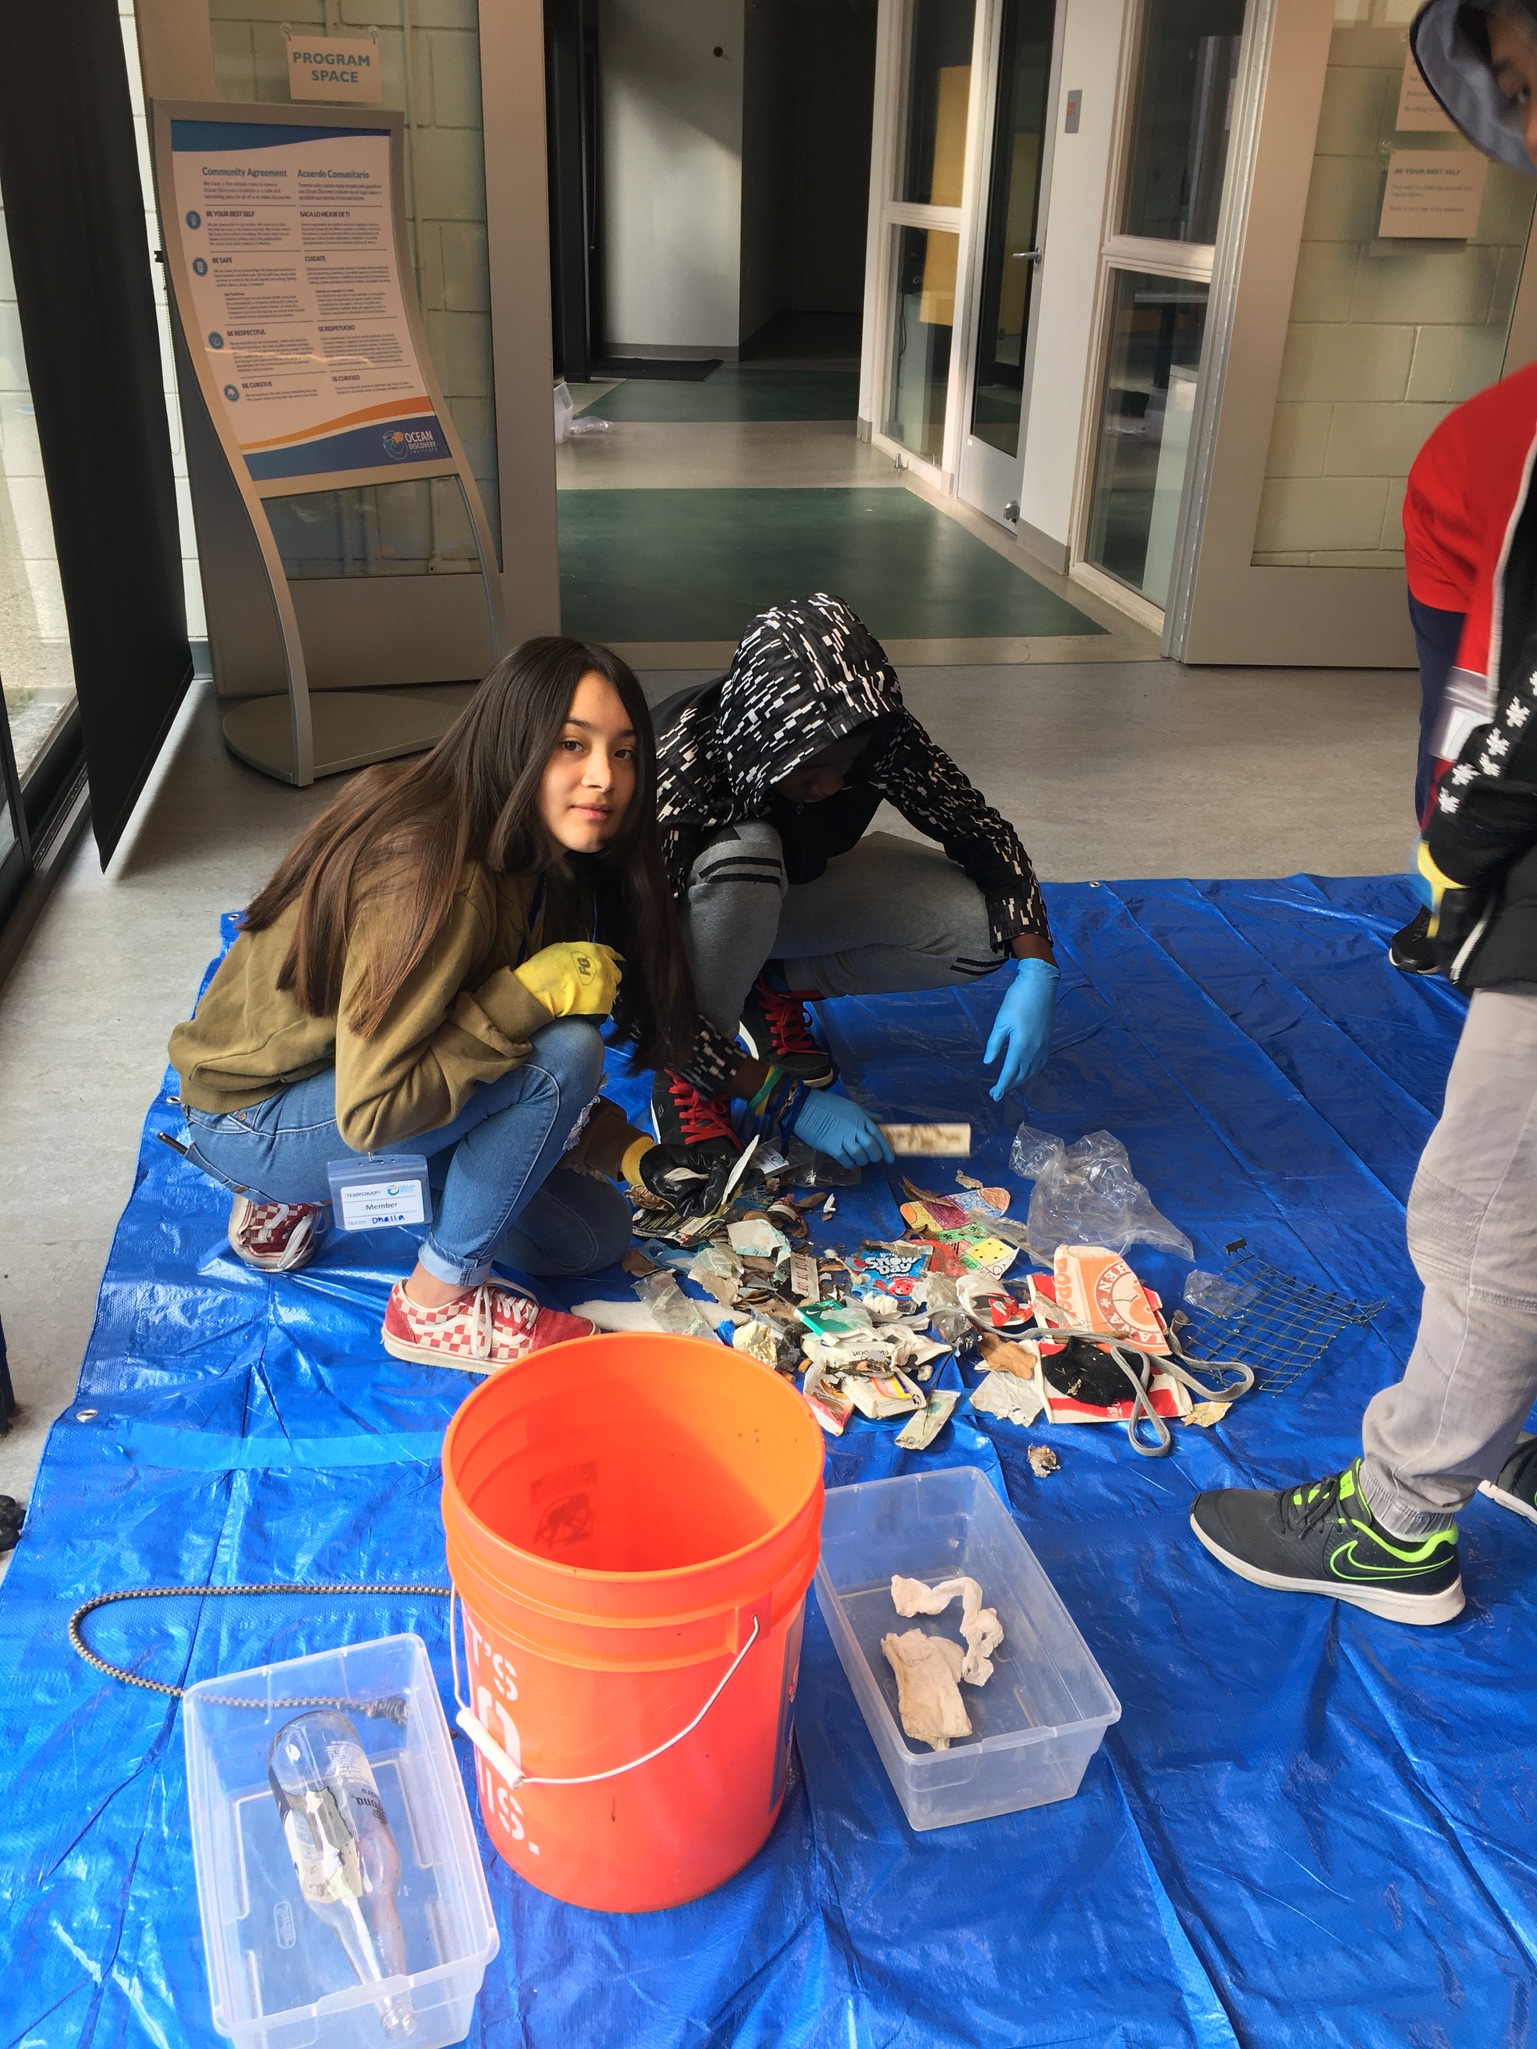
[1121,0,1245,245]
[900,0,976,206]
[266,478,483,581]
[969,0,1055,457]
[1085,270,1208,607]
[885,225,959,463]
[0,202,76,784]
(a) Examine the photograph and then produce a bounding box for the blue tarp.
[4,874,1533,2049]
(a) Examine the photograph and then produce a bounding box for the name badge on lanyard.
[326,1155,431,1231]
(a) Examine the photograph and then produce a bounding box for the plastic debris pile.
[613,1135,1243,1460]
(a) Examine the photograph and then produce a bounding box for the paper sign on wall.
[1395,46,1455,131]
[169,117,451,483]
[285,33,382,104]
[1378,149,1487,238]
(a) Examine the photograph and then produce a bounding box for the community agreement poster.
[169,117,451,483]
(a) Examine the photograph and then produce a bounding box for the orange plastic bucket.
[441,1331,825,1912]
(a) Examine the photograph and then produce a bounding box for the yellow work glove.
[513,941,622,1019]
[1414,840,1461,940]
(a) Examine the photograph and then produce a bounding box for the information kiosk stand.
[151,102,503,785]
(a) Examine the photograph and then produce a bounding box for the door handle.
[1011,249,1044,262]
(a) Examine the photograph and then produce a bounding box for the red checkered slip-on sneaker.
[381,1279,596,1372]
[228,1196,326,1273]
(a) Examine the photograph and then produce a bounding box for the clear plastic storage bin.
[184,1634,498,2049]
[814,1466,1121,1831]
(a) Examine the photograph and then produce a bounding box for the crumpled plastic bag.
[1009,1126,1194,1263]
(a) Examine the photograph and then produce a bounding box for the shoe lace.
[756,979,820,1058]
[1278,1468,1350,1541]
[467,1283,495,1360]
[248,1201,313,1247]
[669,1076,737,1147]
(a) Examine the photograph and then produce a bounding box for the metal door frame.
[857,0,995,492]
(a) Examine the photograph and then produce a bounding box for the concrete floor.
[0,657,1418,1542]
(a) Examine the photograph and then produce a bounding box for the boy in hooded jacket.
[1190,0,1537,1625]
[649,594,1059,1172]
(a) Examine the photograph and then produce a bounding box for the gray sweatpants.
[1361,988,1537,1535]
[682,822,1005,1041]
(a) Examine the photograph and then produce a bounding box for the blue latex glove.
[791,1089,895,1168]
[983,957,1060,1100]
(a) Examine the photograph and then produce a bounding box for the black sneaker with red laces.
[651,1070,742,1169]
[738,971,836,1088]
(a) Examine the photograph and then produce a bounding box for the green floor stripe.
[583,366,858,423]
[558,487,1107,643]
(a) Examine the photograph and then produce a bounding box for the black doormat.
[589,356,722,382]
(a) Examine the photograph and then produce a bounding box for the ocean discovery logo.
[384,423,439,461]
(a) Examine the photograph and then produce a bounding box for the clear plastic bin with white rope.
[184,1633,497,2049]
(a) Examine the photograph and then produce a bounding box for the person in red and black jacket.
[1188,0,1537,1623]
[1393,362,1537,969]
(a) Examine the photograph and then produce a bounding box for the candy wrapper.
[843,1371,926,1420]
[802,1362,855,1436]
[901,1196,970,1234]
[732,1319,800,1373]
[895,1388,961,1450]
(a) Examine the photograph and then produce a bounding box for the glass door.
[956,0,1058,528]
[1077,0,1244,618]
[866,0,982,483]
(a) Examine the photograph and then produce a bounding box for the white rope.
[451,1587,761,1792]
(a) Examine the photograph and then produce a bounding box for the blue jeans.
[182,1018,631,1286]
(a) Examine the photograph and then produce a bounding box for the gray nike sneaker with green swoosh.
[1190,1460,1464,1625]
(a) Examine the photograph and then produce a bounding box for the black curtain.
[0,0,192,864]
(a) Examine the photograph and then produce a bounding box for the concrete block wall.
[207,0,500,566]
[1252,7,1535,570]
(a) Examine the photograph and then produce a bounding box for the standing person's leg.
[1358,989,1537,1529]
[772,833,1004,997]
[1189,989,1537,1623]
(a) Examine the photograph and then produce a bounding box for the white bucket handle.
[450,1586,762,1793]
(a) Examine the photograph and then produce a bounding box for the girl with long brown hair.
[168,636,705,1371]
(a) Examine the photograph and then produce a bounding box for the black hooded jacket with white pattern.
[654,595,1049,1091]
[1427,423,1537,986]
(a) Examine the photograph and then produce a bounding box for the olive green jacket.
[169,861,641,1172]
